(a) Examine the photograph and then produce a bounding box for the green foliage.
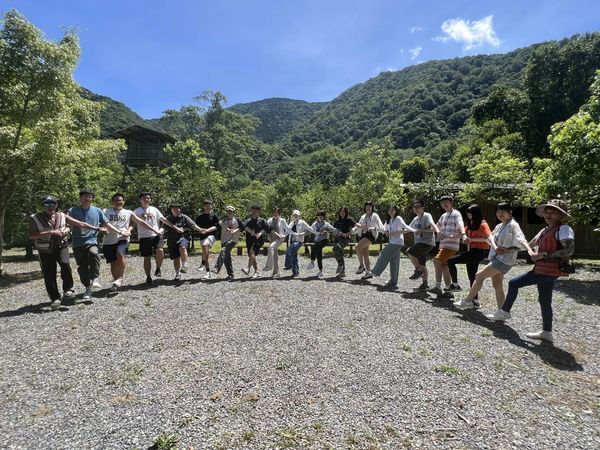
[459,145,531,206]
[0,10,122,272]
[229,98,325,143]
[534,70,600,222]
[399,156,432,183]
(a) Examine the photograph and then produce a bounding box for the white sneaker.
[50,299,62,310]
[526,330,554,343]
[83,286,93,299]
[306,261,315,271]
[197,266,206,273]
[486,309,511,322]
[92,278,101,289]
[203,272,212,279]
[113,279,122,288]
[241,267,250,276]
[317,271,324,279]
[62,290,76,300]
[361,271,373,280]
[251,272,260,279]
[272,273,281,279]
[454,299,476,310]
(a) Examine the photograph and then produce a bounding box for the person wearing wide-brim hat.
[489,199,575,343]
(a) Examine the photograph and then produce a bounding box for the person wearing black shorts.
[165,204,203,280]
[242,205,271,278]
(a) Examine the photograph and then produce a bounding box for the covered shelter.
[109,125,175,168]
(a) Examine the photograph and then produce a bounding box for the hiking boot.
[409,269,423,280]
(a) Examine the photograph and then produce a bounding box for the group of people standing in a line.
[29,189,575,342]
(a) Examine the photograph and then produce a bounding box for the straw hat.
[535,199,572,220]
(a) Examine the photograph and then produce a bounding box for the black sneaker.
[145,277,153,286]
[473,299,481,309]
[174,273,181,281]
[409,269,423,280]
[226,275,235,281]
[154,268,162,277]
[180,267,187,274]
[448,283,462,292]
[414,282,429,292]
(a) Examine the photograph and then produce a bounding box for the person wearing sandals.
[306,210,337,279]
[406,200,439,291]
[363,205,414,289]
[454,203,535,310]
[354,201,385,279]
[332,206,356,278]
[446,204,492,305]
[487,199,575,343]
[429,195,466,297]
[284,210,317,278]
[263,207,290,278]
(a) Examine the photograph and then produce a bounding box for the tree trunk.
[0,201,7,277]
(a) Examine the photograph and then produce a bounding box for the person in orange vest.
[488,199,575,343]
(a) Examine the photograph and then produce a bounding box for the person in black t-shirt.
[332,206,357,278]
[195,199,220,278]
[242,204,271,278]
[166,204,203,280]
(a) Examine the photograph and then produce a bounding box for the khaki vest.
[31,212,66,252]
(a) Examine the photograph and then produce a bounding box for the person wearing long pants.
[306,210,337,278]
[489,199,575,343]
[213,206,244,281]
[447,204,491,299]
[284,210,316,277]
[264,208,289,278]
[331,206,356,278]
[364,205,413,288]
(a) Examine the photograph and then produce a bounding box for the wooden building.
[109,125,175,168]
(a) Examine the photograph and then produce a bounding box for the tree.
[533,70,600,222]
[399,156,432,183]
[0,10,119,275]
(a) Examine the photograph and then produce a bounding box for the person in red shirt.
[446,204,492,304]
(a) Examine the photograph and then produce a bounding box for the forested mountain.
[229,98,325,143]
[280,47,535,155]
[79,88,150,137]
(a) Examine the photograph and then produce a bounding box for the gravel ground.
[1,251,599,449]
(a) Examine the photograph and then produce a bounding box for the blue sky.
[3,0,599,118]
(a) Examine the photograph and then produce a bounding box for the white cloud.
[435,15,501,50]
[410,26,424,34]
[409,46,422,60]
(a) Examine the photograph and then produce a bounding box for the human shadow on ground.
[554,279,600,306]
[0,270,44,289]
[411,293,583,372]
[0,298,93,318]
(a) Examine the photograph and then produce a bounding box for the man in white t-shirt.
[104,193,161,292]
[133,192,183,285]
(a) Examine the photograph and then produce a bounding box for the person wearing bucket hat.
[488,199,575,343]
[284,209,318,278]
[29,196,101,308]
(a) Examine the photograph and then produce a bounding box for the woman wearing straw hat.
[488,199,575,343]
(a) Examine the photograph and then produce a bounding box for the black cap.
[203,198,213,205]
[251,204,261,210]
[42,195,57,206]
[171,203,182,209]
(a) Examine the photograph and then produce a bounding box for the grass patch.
[400,343,412,352]
[435,365,461,377]
[150,432,179,450]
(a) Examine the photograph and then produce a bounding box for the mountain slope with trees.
[229,98,326,143]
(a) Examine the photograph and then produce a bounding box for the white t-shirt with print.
[134,206,164,239]
[103,208,133,245]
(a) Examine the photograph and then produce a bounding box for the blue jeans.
[285,241,303,275]
[502,270,557,331]
[371,243,402,285]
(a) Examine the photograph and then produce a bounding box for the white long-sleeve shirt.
[356,213,385,240]
[310,220,337,242]
[385,216,415,245]
[488,218,529,266]
[267,216,289,242]
[286,219,317,243]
